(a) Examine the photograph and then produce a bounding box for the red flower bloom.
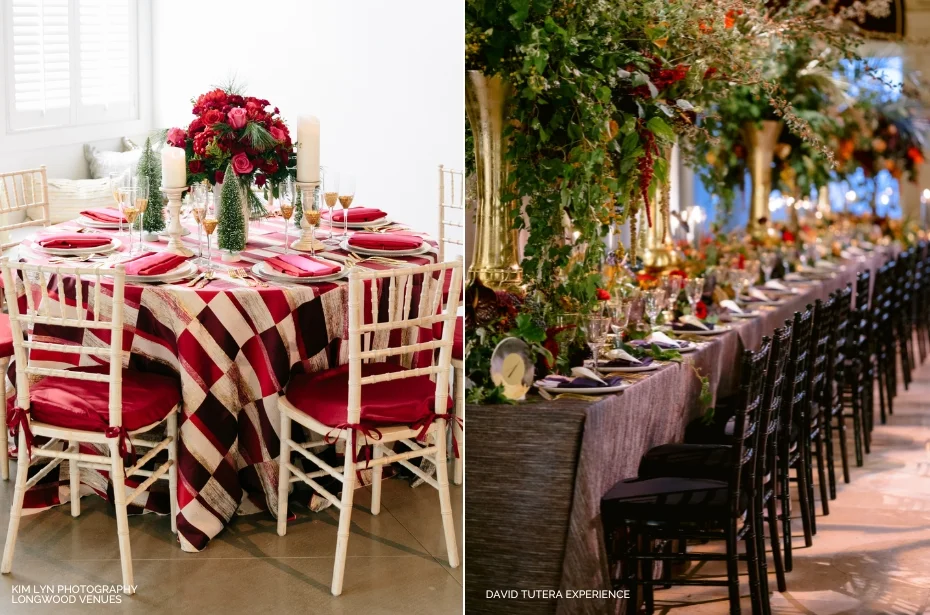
[203,109,224,126]
[782,229,795,243]
[196,88,228,110]
[188,159,204,174]
[189,117,205,134]
[214,170,226,185]
[596,288,611,301]
[255,174,267,187]
[703,67,718,80]
[231,152,254,176]
[667,269,688,279]
[725,10,742,29]
[261,158,279,174]
[908,146,925,165]
[694,300,708,320]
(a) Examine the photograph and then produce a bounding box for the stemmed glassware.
[118,187,139,254]
[202,199,218,271]
[338,174,356,241]
[191,183,207,262]
[108,172,127,236]
[303,195,322,257]
[585,315,610,373]
[608,299,633,342]
[760,251,777,283]
[134,175,149,251]
[322,169,340,246]
[642,289,667,330]
[279,177,295,254]
[686,277,705,316]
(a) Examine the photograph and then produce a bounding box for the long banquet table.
[8,214,440,552]
[465,248,890,615]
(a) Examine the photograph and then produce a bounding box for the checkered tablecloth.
[8,215,440,552]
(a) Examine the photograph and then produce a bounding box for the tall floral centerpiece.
[167,85,295,252]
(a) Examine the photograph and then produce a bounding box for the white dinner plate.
[35,237,122,256]
[589,361,661,373]
[630,341,698,354]
[535,382,632,395]
[110,260,199,284]
[729,311,761,319]
[674,325,731,337]
[740,299,783,307]
[323,215,392,229]
[76,216,123,230]
[340,238,432,257]
[252,260,347,284]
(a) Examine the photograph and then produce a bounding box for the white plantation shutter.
[76,0,136,123]
[3,0,138,132]
[6,0,72,130]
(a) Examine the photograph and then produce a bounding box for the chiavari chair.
[846,271,874,460]
[0,260,181,593]
[276,258,463,596]
[893,254,914,390]
[808,295,835,518]
[824,285,852,491]
[873,262,896,423]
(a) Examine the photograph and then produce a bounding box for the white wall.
[152,0,464,244]
[0,0,154,178]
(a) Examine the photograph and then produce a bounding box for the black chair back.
[729,340,772,518]
[810,294,836,429]
[856,270,871,310]
[781,305,815,444]
[760,324,792,475]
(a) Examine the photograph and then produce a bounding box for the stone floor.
[652,359,930,614]
[0,466,462,614]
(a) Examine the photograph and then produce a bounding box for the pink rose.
[270,126,287,142]
[166,127,187,147]
[231,152,254,176]
[227,107,248,130]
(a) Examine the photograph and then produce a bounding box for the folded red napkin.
[324,207,387,223]
[81,208,127,224]
[36,234,112,249]
[266,254,341,277]
[348,233,423,251]
[121,252,189,276]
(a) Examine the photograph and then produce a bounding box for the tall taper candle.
[296,115,320,183]
[162,146,187,188]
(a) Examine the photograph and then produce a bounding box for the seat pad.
[637,444,733,482]
[602,476,744,522]
[27,365,181,432]
[452,319,463,361]
[0,313,13,358]
[285,362,450,429]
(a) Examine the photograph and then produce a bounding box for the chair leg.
[814,430,830,517]
[642,533,654,613]
[452,363,464,487]
[0,358,7,482]
[767,494,786,593]
[434,419,460,569]
[69,441,81,518]
[110,442,135,594]
[795,461,814,548]
[823,411,837,500]
[754,499,771,615]
[780,457,793,571]
[836,408,850,485]
[167,412,178,534]
[276,408,292,538]
[370,444,383,516]
[331,434,359,597]
[738,522,755,615]
[1,430,30,574]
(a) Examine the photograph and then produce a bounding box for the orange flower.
[725,10,742,29]
[908,146,925,165]
[698,20,713,33]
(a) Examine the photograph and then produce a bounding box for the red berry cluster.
[638,127,659,228]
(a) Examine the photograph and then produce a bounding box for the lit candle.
[296,115,320,183]
[161,146,186,188]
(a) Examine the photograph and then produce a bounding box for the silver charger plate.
[340,238,431,257]
[587,361,660,373]
[535,381,632,395]
[675,325,731,336]
[252,260,347,284]
[109,260,199,284]
[35,237,121,256]
[322,215,392,229]
[76,215,123,229]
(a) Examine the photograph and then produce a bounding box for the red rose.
[188,159,205,174]
[782,229,795,242]
[189,117,205,134]
[166,127,187,147]
[270,126,287,142]
[596,288,611,301]
[231,152,254,176]
[214,170,225,185]
[255,174,267,187]
[695,301,708,320]
[203,109,224,126]
[261,158,279,174]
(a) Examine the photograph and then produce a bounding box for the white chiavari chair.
[277,257,463,596]
[438,165,465,486]
[0,167,51,251]
[0,260,181,594]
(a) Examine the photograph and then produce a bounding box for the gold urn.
[741,120,783,236]
[642,147,684,273]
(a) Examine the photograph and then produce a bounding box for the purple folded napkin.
[538,375,625,389]
[605,356,654,368]
[672,321,715,332]
[630,339,683,350]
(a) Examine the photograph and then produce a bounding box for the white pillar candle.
[296,115,320,183]
[162,146,187,188]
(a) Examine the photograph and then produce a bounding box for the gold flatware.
[195,270,215,289]
[186,272,206,287]
[239,268,268,287]
[230,268,257,287]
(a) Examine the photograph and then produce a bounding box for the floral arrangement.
[166,84,295,193]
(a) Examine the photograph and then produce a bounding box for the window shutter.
[5,0,72,131]
[76,0,136,124]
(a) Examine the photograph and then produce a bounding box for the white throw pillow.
[31,178,114,224]
[84,144,141,180]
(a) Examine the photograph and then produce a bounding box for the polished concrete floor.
[0,465,463,614]
[652,359,930,614]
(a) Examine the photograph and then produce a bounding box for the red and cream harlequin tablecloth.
[7,215,441,552]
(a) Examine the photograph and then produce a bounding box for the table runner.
[7,216,440,552]
[464,249,889,615]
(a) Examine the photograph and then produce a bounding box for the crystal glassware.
[303,201,322,257]
[108,172,127,236]
[609,299,633,342]
[338,174,356,240]
[191,183,207,261]
[202,214,218,271]
[279,177,295,254]
[686,277,705,315]
[134,175,149,250]
[585,315,610,373]
[642,289,667,329]
[119,187,139,254]
[322,169,340,245]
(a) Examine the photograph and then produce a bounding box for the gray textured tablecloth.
[464,250,888,615]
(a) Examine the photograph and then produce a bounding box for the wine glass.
[303,198,321,257]
[686,277,705,316]
[761,251,777,284]
[642,289,667,330]
[585,315,610,373]
[322,169,340,245]
[191,183,207,261]
[108,172,127,236]
[745,260,762,287]
[609,299,633,342]
[729,269,746,301]
[134,175,149,250]
[119,187,139,254]
[279,177,295,254]
[338,174,356,241]
[202,209,218,272]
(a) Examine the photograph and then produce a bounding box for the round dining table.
[6,212,441,552]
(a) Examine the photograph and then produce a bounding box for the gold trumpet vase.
[464,70,522,292]
[642,147,683,273]
[741,120,783,236]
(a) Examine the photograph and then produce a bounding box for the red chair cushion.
[452,319,463,361]
[0,313,13,358]
[285,362,450,428]
[28,365,181,432]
